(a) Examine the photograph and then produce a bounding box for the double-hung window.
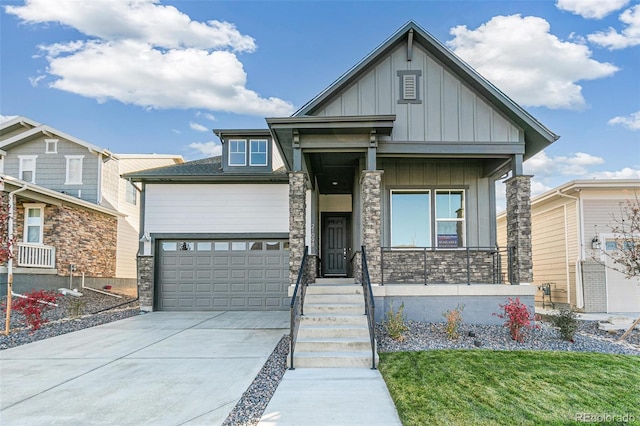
[249,139,268,166]
[65,155,84,184]
[391,189,465,248]
[23,203,44,244]
[229,139,246,166]
[19,156,37,183]
[125,181,137,205]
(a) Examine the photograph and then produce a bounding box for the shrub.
[68,298,86,319]
[9,290,60,331]
[442,303,465,340]
[384,302,408,341]
[494,297,538,342]
[550,307,579,341]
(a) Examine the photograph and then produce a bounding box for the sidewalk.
[258,368,402,426]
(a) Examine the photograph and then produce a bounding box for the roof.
[123,156,288,182]
[1,174,123,217]
[294,21,558,160]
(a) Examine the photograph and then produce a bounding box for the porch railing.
[17,243,56,269]
[289,246,309,370]
[380,246,515,285]
[361,246,377,370]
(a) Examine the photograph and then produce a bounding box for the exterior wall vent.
[397,70,422,104]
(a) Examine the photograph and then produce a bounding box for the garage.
[158,239,290,311]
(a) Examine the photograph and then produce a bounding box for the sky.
[1,0,639,205]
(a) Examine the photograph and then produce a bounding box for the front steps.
[290,278,378,368]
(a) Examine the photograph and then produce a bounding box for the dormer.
[215,129,274,174]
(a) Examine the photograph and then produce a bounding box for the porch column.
[361,170,383,284]
[505,175,533,285]
[289,171,307,285]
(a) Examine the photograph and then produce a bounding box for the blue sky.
[1,0,639,201]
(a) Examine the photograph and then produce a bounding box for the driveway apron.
[0,311,288,426]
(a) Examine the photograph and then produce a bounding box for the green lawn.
[379,350,640,426]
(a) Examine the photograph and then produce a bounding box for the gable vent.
[403,74,417,100]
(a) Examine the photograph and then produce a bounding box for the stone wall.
[381,249,499,284]
[137,255,154,311]
[505,175,533,284]
[15,201,117,277]
[361,171,383,284]
[289,172,307,285]
[581,260,607,312]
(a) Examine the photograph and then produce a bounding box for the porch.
[16,243,56,269]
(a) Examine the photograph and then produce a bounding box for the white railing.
[17,243,56,268]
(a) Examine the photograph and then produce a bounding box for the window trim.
[228,139,247,166]
[18,155,37,183]
[45,138,58,154]
[249,139,268,166]
[434,189,466,249]
[125,180,137,205]
[23,203,45,245]
[65,155,84,185]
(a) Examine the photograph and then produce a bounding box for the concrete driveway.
[0,311,289,425]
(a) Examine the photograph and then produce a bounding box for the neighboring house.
[0,117,183,294]
[498,180,640,313]
[127,21,559,323]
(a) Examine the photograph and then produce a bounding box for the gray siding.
[3,136,100,203]
[315,43,521,144]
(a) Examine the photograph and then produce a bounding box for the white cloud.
[0,115,18,124]
[525,151,605,177]
[588,5,640,49]
[171,129,181,134]
[608,111,640,131]
[447,15,619,109]
[5,0,295,116]
[28,75,46,87]
[592,167,640,179]
[196,112,216,121]
[189,141,222,157]
[556,0,629,19]
[189,122,208,132]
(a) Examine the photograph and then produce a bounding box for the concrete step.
[305,285,363,295]
[304,303,364,315]
[298,324,370,339]
[289,351,378,368]
[314,278,356,285]
[305,294,364,304]
[296,337,372,352]
[300,314,368,326]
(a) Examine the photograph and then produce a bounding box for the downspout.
[555,190,583,308]
[4,183,28,335]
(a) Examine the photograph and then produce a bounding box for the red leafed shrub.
[9,290,60,331]
[494,297,539,342]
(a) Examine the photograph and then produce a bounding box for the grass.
[379,350,640,426]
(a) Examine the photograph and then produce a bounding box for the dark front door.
[322,214,351,276]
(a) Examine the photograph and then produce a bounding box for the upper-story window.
[229,139,246,166]
[65,155,84,185]
[126,181,137,205]
[45,139,58,154]
[19,155,37,183]
[23,203,45,244]
[249,140,268,166]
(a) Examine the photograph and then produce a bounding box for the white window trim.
[0,155,4,174]
[18,155,37,183]
[229,139,247,166]
[45,138,58,154]
[249,139,268,166]
[65,155,84,185]
[434,189,466,248]
[23,203,45,245]
[125,180,137,205]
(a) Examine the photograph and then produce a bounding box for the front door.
[322,214,351,276]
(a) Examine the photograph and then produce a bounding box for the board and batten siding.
[3,136,100,202]
[144,183,289,235]
[380,159,493,248]
[314,43,521,144]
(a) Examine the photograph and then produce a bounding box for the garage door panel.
[196,298,212,308]
[249,283,265,292]
[196,270,212,279]
[230,298,247,307]
[196,284,212,293]
[231,269,246,279]
[231,283,247,292]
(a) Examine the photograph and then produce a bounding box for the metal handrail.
[361,246,377,370]
[289,246,309,370]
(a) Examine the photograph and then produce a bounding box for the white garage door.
[158,239,289,311]
[605,239,640,313]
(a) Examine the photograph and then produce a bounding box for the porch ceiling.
[309,152,361,194]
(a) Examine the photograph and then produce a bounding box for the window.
[19,156,37,183]
[126,181,137,205]
[250,140,268,166]
[23,203,44,244]
[65,155,84,184]
[390,189,466,248]
[0,155,4,174]
[45,139,58,153]
[397,70,422,104]
[229,139,246,166]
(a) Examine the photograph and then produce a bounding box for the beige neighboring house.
[498,179,640,313]
[0,116,183,294]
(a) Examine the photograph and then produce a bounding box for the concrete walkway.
[0,311,289,425]
[259,368,402,426]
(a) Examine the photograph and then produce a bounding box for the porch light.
[331,181,338,186]
[591,236,601,250]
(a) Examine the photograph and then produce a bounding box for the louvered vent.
[403,74,417,100]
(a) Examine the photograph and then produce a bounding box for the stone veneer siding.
[361,171,383,284]
[581,260,607,313]
[289,172,307,285]
[381,249,499,284]
[505,175,533,284]
[137,255,154,311]
[15,201,117,277]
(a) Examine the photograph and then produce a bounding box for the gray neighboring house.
[0,116,183,294]
[128,22,559,323]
